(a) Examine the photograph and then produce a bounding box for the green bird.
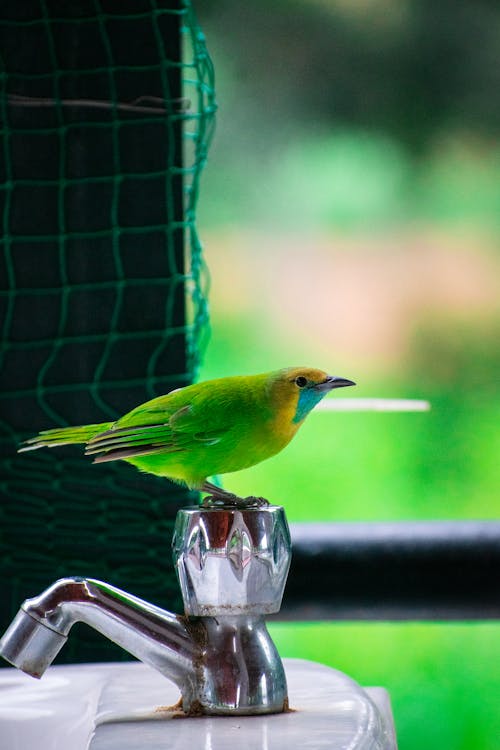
[19,367,355,505]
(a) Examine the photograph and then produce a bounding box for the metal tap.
[0,505,291,715]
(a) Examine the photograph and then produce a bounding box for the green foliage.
[200,129,500,231]
[269,622,500,750]
[199,0,500,150]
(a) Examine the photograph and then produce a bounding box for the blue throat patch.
[292,388,325,423]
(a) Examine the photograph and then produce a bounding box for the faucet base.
[189,614,288,715]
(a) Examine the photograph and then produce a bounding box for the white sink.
[0,659,397,749]
[0,666,104,750]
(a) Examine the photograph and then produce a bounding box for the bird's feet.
[240,495,270,508]
[200,482,270,509]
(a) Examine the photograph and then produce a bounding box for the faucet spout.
[0,577,198,697]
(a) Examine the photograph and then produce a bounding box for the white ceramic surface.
[0,659,397,749]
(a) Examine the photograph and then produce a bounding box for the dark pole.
[280,521,500,620]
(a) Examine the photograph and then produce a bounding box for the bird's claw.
[200,494,234,508]
[201,494,270,509]
[240,495,270,508]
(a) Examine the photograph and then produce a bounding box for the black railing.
[280,521,500,620]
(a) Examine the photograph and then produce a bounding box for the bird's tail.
[18,422,113,453]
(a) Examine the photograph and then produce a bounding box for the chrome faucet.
[0,505,291,715]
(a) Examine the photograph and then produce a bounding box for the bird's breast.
[260,398,301,451]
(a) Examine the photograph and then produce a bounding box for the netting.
[0,0,215,662]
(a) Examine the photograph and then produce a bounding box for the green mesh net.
[0,0,215,662]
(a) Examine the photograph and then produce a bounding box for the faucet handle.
[172,505,291,616]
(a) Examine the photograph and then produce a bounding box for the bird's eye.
[295,376,308,388]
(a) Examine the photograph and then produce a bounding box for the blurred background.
[192,1,500,748]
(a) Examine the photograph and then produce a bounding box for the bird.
[19,367,355,506]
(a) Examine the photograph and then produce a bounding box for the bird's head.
[271,367,356,424]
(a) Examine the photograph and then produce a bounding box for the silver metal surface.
[173,505,291,615]
[0,608,67,679]
[0,505,291,716]
[0,577,197,700]
[196,615,288,714]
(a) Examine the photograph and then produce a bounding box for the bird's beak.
[315,375,356,392]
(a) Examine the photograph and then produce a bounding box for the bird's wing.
[85,405,223,463]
